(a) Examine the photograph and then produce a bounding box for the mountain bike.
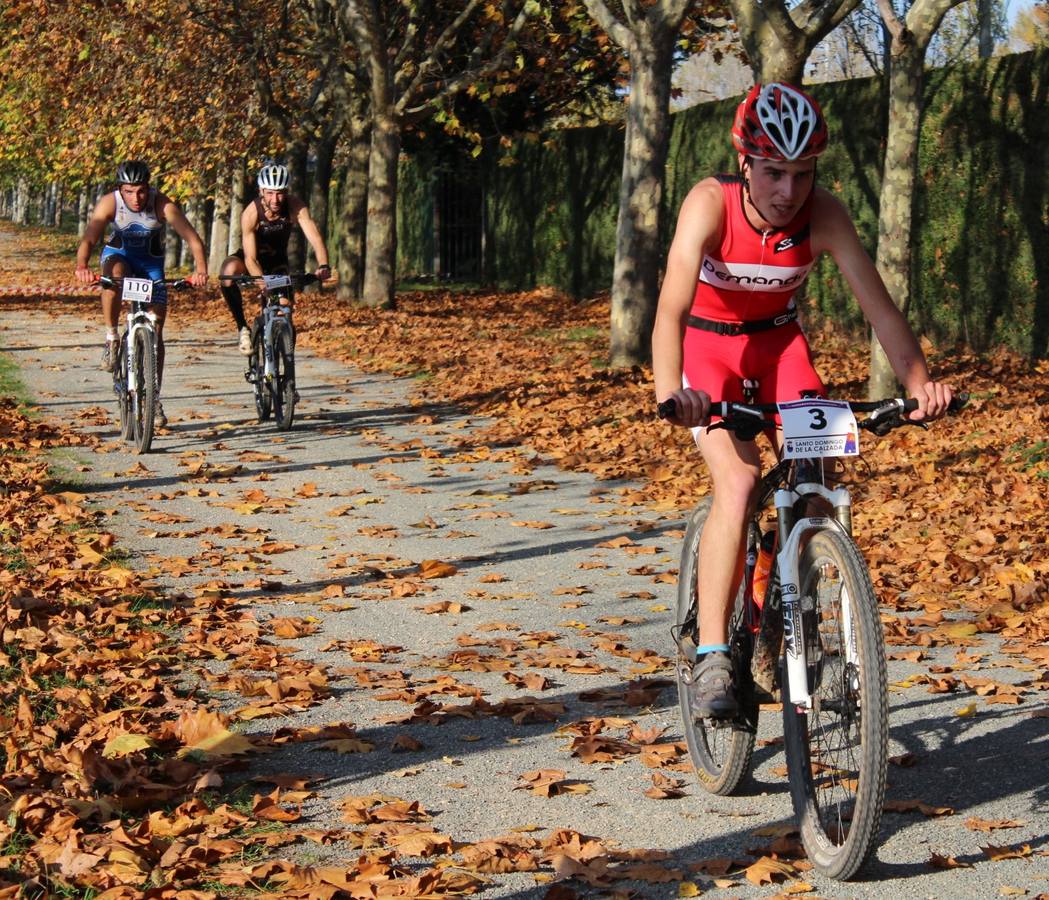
[97,275,188,454]
[227,273,316,431]
[659,391,966,880]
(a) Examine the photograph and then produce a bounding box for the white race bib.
[263,274,292,291]
[778,399,859,459]
[121,277,153,303]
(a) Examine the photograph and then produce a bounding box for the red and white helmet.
[732,82,828,162]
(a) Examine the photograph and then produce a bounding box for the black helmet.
[116,160,150,185]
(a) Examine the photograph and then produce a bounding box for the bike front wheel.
[114,335,133,441]
[131,328,156,454]
[676,497,757,796]
[272,321,295,431]
[781,527,888,880]
[250,320,271,422]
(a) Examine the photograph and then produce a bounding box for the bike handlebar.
[656,394,969,436]
[223,273,319,288]
[96,275,194,291]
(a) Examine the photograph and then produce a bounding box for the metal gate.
[434,166,484,280]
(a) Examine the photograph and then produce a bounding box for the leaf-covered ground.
[0,220,1047,897]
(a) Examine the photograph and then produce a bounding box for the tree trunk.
[52,183,63,228]
[977,0,993,57]
[13,178,30,225]
[209,180,232,273]
[229,160,247,255]
[609,38,675,366]
[335,114,371,304]
[871,46,923,398]
[77,188,89,237]
[309,132,337,273]
[287,143,309,271]
[180,197,202,268]
[360,111,400,309]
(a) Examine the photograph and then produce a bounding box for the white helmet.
[257,163,290,191]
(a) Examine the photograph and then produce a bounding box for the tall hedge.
[398,48,1048,357]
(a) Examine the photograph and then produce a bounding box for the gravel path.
[2,276,1046,898]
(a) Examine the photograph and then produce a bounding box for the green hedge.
[398,48,1048,357]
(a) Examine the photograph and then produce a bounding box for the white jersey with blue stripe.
[107,188,164,257]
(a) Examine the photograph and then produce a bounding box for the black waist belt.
[687,308,797,336]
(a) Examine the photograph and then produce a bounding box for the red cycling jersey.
[682,174,825,412]
[690,174,815,323]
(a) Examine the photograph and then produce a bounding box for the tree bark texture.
[209,181,232,274]
[609,38,677,366]
[361,113,400,308]
[77,189,89,238]
[870,0,963,397]
[180,197,203,269]
[229,160,247,255]
[583,0,691,367]
[335,114,371,304]
[729,0,862,84]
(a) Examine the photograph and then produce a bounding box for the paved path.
[1,284,1046,897]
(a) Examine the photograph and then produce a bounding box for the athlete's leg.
[695,427,762,647]
[98,250,129,371]
[220,255,250,351]
[682,329,760,648]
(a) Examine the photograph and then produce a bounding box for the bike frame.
[258,292,292,382]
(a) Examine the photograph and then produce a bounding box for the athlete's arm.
[289,196,331,280]
[651,178,724,427]
[74,192,117,283]
[813,190,952,420]
[158,193,208,286]
[239,202,265,278]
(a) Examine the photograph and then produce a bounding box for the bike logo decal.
[782,597,803,659]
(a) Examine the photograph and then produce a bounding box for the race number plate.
[778,399,859,459]
[121,278,153,303]
[263,274,292,291]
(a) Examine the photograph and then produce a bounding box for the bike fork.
[774,484,851,710]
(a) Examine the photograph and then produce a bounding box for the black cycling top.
[237,196,295,271]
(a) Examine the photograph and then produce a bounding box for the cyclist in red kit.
[652,83,953,717]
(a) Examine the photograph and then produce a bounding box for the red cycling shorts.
[681,322,826,407]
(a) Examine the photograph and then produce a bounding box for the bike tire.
[781,527,888,880]
[676,496,758,796]
[131,327,156,454]
[250,320,272,422]
[114,335,133,441]
[273,321,295,431]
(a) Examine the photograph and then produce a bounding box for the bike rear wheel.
[782,527,888,880]
[676,497,758,796]
[114,334,133,441]
[273,321,295,431]
[131,328,156,454]
[250,319,271,422]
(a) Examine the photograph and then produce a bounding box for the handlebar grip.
[657,398,677,420]
[903,392,969,415]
